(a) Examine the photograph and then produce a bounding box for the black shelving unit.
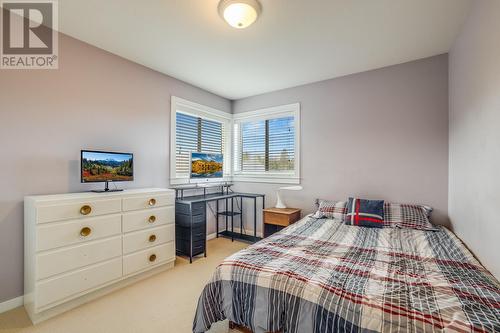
[217,196,242,242]
[218,230,262,243]
[215,194,264,243]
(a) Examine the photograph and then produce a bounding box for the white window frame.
[232,103,300,184]
[170,96,232,185]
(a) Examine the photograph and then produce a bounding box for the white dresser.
[24,188,175,323]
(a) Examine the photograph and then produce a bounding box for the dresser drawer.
[123,224,174,254]
[122,207,174,233]
[123,242,175,276]
[37,236,122,280]
[36,214,122,252]
[36,258,122,310]
[122,192,174,212]
[36,198,122,224]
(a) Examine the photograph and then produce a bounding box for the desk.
[174,190,265,263]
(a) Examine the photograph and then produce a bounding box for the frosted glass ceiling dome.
[218,0,262,29]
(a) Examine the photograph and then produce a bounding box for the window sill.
[232,175,300,185]
[171,175,300,185]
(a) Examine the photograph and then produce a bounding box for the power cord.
[228,187,246,235]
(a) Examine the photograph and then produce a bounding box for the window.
[170,98,300,184]
[233,103,300,184]
[170,97,231,183]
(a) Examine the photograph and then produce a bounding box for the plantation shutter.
[175,112,198,176]
[175,112,223,178]
[201,118,224,154]
[268,116,295,171]
[240,119,266,172]
[235,115,295,173]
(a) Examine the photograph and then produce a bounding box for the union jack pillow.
[345,197,385,228]
[383,202,437,230]
[313,199,347,220]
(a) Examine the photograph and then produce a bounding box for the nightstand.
[263,208,301,237]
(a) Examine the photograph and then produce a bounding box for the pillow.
[313,199,347,220]
[383,202,436,230]
[345,197,385,228]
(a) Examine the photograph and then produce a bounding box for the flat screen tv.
[190,152,223,180]
[81,150,133,192]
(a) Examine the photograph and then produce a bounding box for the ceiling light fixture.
[218,0,261,29]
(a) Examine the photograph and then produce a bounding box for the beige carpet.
[0,238,248,333]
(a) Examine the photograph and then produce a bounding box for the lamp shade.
[279,186,303,191]
[275,186,303,208]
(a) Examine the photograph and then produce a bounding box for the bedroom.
[0,0,499,332]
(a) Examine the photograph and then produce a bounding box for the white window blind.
[175,112,225,177]
[235,117,294,172]
[239,120,266,172]
[268,116,295,171]
[233,103,300,183]
[170,97,231,183]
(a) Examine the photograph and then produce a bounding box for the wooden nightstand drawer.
[263,208,301,237]
[264,211,295,226]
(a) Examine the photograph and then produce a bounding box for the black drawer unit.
[177,239,205,257]
[175,201,207,263]
[176,224,206,241]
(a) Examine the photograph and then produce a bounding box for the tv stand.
[91,181,123,193]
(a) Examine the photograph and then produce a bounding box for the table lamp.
[275,185,303,208]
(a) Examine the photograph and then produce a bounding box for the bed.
[193,216,500,333]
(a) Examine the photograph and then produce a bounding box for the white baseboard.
[0,295,23,314]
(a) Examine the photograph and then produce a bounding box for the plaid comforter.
[193,217,500,333]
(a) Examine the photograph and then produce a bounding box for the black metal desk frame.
[172,185,265,263]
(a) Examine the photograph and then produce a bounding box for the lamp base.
[275,191,287,209]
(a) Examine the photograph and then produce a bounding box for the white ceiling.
[59,0,472,100]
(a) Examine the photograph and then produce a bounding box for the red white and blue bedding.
[193,216,500,333]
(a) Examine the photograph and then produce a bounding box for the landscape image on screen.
[191,152,223,178]
[82,151,133,182]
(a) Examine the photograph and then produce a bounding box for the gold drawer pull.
[148,198,156,206]
[80,205,92,216]
[80,227,92,237]
[148,215,156,223]
[149,254,157,262]
[149,234,157,242]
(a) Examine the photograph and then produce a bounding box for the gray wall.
[232,55,450,235]
[449,0,500,279]
[0,34,231,303]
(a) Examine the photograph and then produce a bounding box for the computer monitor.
[190,152,223,181]
[81,150,133,192]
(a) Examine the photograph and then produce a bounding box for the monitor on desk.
[190,152,223,183]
